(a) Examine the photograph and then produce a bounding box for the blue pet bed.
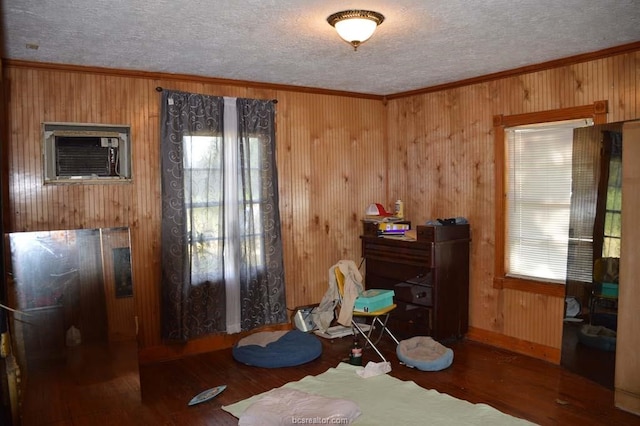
[577,324,616,352]
[396,336,454,371]
[232,330,322,368]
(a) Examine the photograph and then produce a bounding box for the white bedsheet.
[237,388,361,425]
[223,362,536,425]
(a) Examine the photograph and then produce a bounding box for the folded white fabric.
[356,361,392,378]
[238,388,361,426]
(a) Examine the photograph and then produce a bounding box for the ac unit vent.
[43,123,132,184]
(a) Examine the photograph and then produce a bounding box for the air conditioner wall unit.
[43,123,132,184]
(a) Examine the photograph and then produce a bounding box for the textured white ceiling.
[2,0,639,96]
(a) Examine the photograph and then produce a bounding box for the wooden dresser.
[360,223,470,341]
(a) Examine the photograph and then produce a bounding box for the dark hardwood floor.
[18,333,640,425]
[561,319,616,390]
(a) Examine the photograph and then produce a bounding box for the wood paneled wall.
[3,47,639,363]
[3,63,387,358]
[387,50,640,361]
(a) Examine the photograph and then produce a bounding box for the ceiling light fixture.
[327,10,385,51]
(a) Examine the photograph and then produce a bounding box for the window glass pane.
[241,138,264,264]
[243,137,262,202]
[606,157,622,212]
[604,212,621,236]
[191,239,223,283]
[245,173,261,201]
[241,235,263,261]
[240,203,263,234]
[606,187,622,211]
[185,169,223,203]
[608,158,622,187]
[183,136,222,168]
[190,206,222,238]
[603,237,621,258]
[183,135,224,244]
[248,137,261,168]
[602,141,621,259]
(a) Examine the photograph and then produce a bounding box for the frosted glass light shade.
[334,18,378,44]
[327,10,385,50]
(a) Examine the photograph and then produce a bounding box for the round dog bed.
[577,324,616,352]
[396,336,454,371]
[232,330,322,368]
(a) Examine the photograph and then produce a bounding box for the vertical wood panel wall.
[4,49,638,362]
[3,64,387,355]
[387,51,639,361]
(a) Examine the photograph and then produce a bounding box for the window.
[160,92,286,339]
[506,120,591,283]
[493,101,608,294]
[183,135,265,281]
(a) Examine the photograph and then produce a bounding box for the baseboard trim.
[615,388,640,416]
[466,326,561,364]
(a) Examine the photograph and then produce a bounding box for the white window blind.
[506,119,592,283]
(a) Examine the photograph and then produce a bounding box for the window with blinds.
[505,119,592,283]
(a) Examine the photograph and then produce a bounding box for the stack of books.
[377,221,411,236]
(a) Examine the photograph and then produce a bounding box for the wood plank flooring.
[561,320,616,389]
[18,335,640,425]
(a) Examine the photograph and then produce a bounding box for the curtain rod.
[155,86,277,103]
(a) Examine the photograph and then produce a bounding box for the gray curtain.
[160,90,287,341]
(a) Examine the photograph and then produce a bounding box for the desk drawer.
[394,282,433,307]
[361,238,433,268]
[366,259,429,283]
[390,301,432,338]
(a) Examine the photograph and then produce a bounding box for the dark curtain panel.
[160,90,225,341]
[160,90,286,341]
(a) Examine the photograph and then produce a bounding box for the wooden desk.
[360,224,470,341]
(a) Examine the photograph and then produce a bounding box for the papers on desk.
[380,228,417,241]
